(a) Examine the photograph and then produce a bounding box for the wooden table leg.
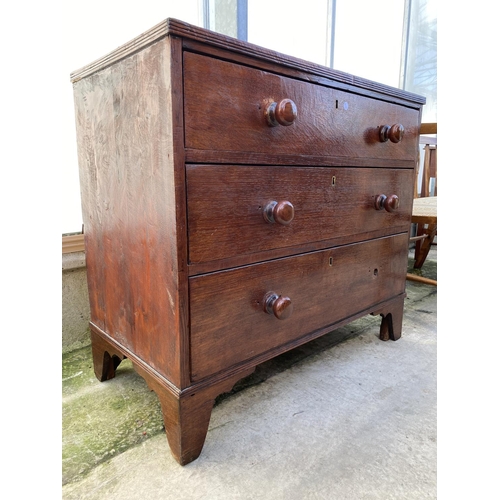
[414,223,437,269]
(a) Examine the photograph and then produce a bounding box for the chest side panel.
[73,38,187,385]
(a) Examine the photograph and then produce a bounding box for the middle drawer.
[186,165,413,265]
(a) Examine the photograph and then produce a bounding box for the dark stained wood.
[379,123,405,143]
[184,52,420,163]
[413,223,437,269]
[185,149,416,168]
[90,329,126,382]
[133,361,255,465]
[384,194,400,212]
[73,37,188,388]
[371,294,405,341]
[72,18,424,465]
[263,200,295,225]
[374,193,400,212]
[187,224,414,277]
[189,234,409,381]
[187,165,413,265]
[264,292,293,320]
[265,99,298,127]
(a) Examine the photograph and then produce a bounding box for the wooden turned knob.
[264,292,293,320]
[265,99,298,127]
[263,200,294,225]
[374,194,400,212]
[379,124,405,143]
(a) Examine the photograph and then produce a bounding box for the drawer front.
[187,165,413,264]
[190,234,408,381]
[184,52,420,162]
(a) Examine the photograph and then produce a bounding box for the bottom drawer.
[189,234,408,381]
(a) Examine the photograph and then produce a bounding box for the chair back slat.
[416,124,437,198]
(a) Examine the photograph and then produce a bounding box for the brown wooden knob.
[264,292,293,320]
[263,200,294,225]
[379,124,405,143]
[374,194,400,212]
[265,99,297,127]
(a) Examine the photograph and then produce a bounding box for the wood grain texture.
[184,149,416,168]
[186,225,412,277]
[187,165,413,266]
[189,234,409,381]
[184,52,420,162]
[420,122,437,134]
[73,37,188,387]
[411,196,437,224]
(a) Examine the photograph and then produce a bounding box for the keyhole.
[373,268,378,276]
[329,257,333,266]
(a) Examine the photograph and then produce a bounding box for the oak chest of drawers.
[71,18,425,465]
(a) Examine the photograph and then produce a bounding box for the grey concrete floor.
[62,247,437,499]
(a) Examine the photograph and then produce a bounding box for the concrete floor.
[62,248,437,499]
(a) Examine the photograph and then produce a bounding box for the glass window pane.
[334,0,406,87]
[208,0,238,38]
[402,0,437,122]
[247,0,331,67]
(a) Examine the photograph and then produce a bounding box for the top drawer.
[183,52,420,163]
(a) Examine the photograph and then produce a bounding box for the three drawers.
[189,233,409,381]
[183,51,416,381]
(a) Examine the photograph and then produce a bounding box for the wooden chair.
[406,122,437,286]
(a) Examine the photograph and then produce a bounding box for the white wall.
[61,1,203,234]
